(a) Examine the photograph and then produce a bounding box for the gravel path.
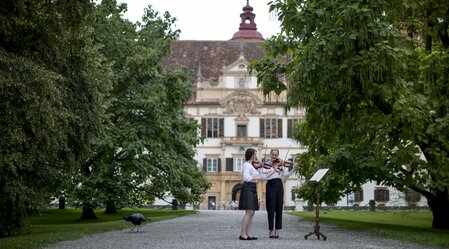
[44,210,436,249]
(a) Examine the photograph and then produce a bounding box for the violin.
[271,159,283,167]
[274,159,294,167]
[284,161,295,167]
[271,159,296,173]
[251,160,272,169]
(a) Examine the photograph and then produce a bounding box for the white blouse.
[241,161,265,183]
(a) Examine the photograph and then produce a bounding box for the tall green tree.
[0,0,110,235]
[70,0,209,218]
[252,0,449,229]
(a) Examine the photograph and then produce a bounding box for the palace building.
[161,1,427,210]
[162,1,306,210]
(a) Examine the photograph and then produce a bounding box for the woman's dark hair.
[245,148,256,161]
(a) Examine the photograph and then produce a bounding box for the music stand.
[304,168,329,241]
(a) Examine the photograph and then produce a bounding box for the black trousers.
[265,178,283,230]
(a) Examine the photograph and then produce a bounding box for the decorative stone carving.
[228,95,256,115]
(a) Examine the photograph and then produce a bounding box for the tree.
[70,0,210,218]
[0,0,110,235]
[252,0,449,229]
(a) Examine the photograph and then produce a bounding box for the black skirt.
[239,182,259,210]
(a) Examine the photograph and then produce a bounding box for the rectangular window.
[266,119,275,138]
[374,188,389,202]
[207,158,219,172]
[237,125,247,137]
[201,118,224,138]
[233,157,245,172]
[260,118,283,138]
[207,118,217,137]
[287,118,301,138]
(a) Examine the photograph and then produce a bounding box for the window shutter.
[203,158,207,172]
[386,189,390,201]
[201,118,206,138]
[260,119,264,138]
[355,190,363,202]
[218,158,222,172]
[287,119,292,138]
[277,119,283,138]
[226,158,233,171]
[219,118,224,137]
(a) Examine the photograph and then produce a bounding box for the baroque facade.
[162,1,427,210]
[163,2,306,210]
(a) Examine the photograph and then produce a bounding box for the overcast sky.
[117,0,281,40]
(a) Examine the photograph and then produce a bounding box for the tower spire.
[230,1,264,41]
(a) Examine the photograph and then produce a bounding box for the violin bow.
[280,145,292,174]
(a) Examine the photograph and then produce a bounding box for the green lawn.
[0,208,196,249]
[290,210,449,248]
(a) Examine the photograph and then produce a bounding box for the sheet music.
[309,168,329,183]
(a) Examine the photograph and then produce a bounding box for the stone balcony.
[220,136,264,146]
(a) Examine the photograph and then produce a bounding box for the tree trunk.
[58,197,65,209]
[427,190,449,230]
[80,206,97,220]
[172,199,179,210]
[104,200,117,214]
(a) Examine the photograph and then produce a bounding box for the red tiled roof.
[161,40,266,82]
[161,1,267,82]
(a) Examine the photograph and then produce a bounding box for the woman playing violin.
[261,148,299,239]
[238,148,279,240]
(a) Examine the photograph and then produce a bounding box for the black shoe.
[239,236,250,240]
[274,236,279,239]
[269,235,275,238]
[248,236,258,240]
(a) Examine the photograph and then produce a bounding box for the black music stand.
[304,168,329,241]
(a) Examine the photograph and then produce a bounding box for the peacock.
[123,213,149,232]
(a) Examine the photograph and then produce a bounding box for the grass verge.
[0,208,196,249]
[290,210,449,248]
